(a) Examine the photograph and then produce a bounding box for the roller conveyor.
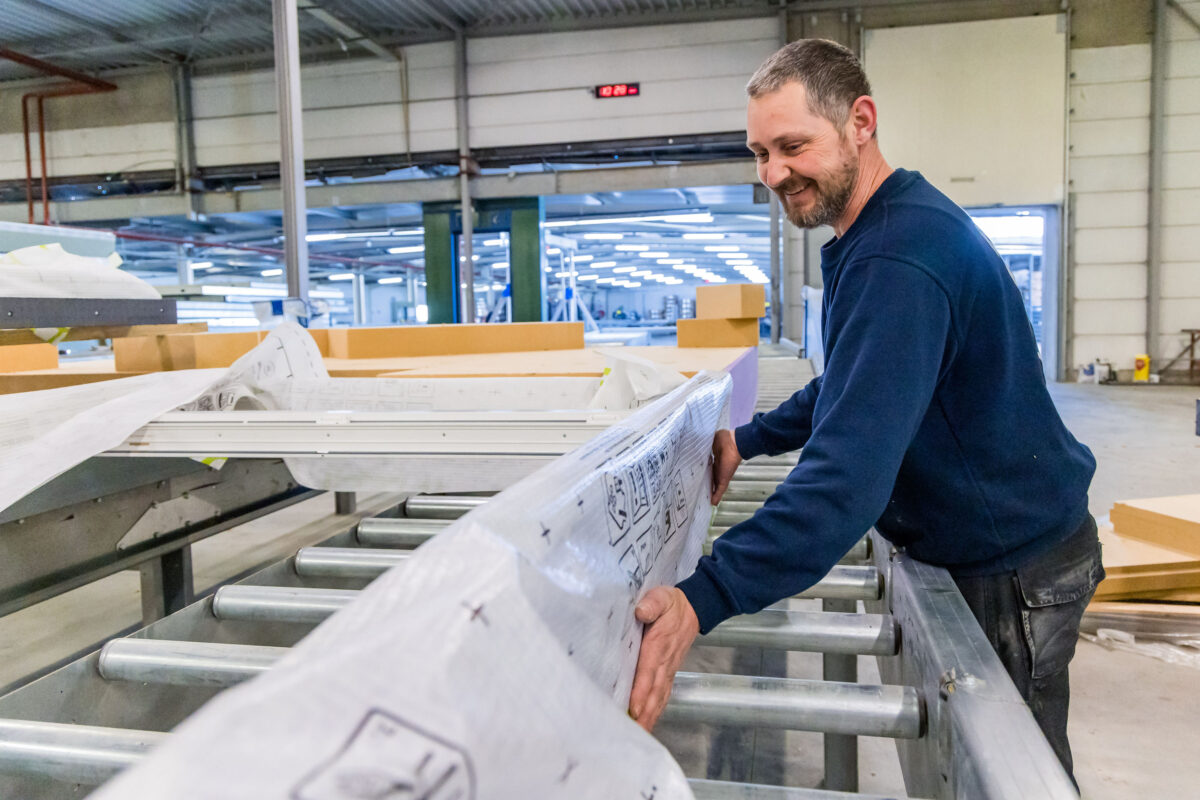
[0,351,1078,800]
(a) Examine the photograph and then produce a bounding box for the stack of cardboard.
[1098,495,1200,602]
[677,284,765,348]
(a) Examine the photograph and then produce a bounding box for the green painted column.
[422,206,456,324]
[507,197,545,322]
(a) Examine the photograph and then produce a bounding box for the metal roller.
[213,585,358,624]
[744,453,799,467]
[209,587,896,654]
[293,547,408,578]
[356,517,450,548]
[703,609,897,656]
[663,672,923,740]
[690,778,901,799]
[402,495,488,520]
[0,719,164,785]
[91,640,921,739]
[720,480,779,502]
[730,465,791,482]
[707,533,870,565]
[794,565,881,602]
[712,500,766,527]
[98,639,286,689]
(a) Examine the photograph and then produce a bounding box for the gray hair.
[746,39,873,130]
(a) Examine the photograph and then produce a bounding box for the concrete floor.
[0,382,1196,797]
[1048,383,1200,800]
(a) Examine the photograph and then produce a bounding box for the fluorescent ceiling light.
[683,233,726,240]
[623,281,643,287]
[590,261,617,268]
[657,258,685,264]
[555,271,577,278]
[572,255,593,263]
[547,247,562,255]
[704,246,741,252]
[307,228,422,242]
[614,266,637,273]
[458,254,480,262]
[543,212,713,228]
[260,268,283,277]
[327,273,355,281]
[492,262,510,270]
[482,238,505,246]
[377,276,405,285]
[191,261,214,269]
[596,277,617,284]
[615,245,649,251]
[577,274,599,281]
[638,251,670,258]
[631,270,652,277]
[583,233,624,240]
[727,260,755,266]
[387,245,424,255]
[717,252,748,259]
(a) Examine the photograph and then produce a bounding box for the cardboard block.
[696,283,766,319]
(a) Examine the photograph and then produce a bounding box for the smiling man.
[628,39,1102,785]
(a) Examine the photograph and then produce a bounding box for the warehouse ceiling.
[0,0,782,81]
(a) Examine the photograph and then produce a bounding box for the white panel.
[1073,299,1146,335]
[1161,298,1200,331]
[1167,76,1200,114]
[1168,39,1200,77]
[1069,118,1149,157]
[1074,226,1149,264]
[1158,330,1195,358]
[1163,224,1200,262]
[1170,3,1200,41]
[1072,190,1147,228]
[1069,81,1149,121]
[0,122,176,181]
[1165,188,1200,225]
[1071,333,1146,365]
[864,15,1066,206]
[1070,45,1151,84]
[469,17,777,63]
[1069,154,1149,192]
[1166,112,1200,151]
[1164,151,1200,189]
[1073,263,1146,299]
[1162,262,1200,298]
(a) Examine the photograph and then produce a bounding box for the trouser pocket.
[1014,515,1105,679]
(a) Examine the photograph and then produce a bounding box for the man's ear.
[848,95,878,145]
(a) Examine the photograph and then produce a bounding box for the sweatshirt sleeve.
[733,374,824,460]
[678,258,954,633]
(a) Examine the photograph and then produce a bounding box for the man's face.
[746,81,859,229]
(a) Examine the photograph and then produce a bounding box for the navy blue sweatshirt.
[678,169,1096,634]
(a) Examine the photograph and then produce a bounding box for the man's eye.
[753,152,768,160]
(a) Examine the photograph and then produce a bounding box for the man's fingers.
[634,586,673,624]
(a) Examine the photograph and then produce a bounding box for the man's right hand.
[711,429,742,504]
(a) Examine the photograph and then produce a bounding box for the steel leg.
[333,492,356,515]
[821,597,858,792]
[138,545,193,625]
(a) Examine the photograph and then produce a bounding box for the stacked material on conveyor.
[94,370,733,799]
[0,243,160,300]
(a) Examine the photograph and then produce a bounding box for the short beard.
[777,150,858,230]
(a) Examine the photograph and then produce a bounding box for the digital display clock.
[595,82,640,99]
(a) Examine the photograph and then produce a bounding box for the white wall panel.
[1073,190,1148,228]
[1069,154,1150,192]
[1070,81,1150,120]
[1073,299,1146,334]
[1070,118,1149,157]
[1171,2,1200,41]
[1166,113,1200,151]
[1074,226,1149,263]
[1168,77,1200,113]
[1162,262,1200,298]
[1070,44,1150,83]
[1073,334,1148,362]
[1168,40,1200,76]
[864,15,1066,207]
[1161,298,1200,331]
[1163,225,1200,262]
[1073,263,1146,299]
[0,122,177,181]
[1164,151,1200,189]
[1165,188,1200,225]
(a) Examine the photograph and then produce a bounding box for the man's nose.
[763,160,791,190]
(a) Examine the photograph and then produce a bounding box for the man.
[628,38,1103,784]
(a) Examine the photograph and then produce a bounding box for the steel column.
[334,492,357,515]
[1147,0,1167,364]
[138,546,194,625]
[271,0,310,303]
[454,31,475,323]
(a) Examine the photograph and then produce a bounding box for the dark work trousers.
[950,514,1104,788]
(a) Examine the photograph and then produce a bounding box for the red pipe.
[0,48,118,224]
[109,229,424,272]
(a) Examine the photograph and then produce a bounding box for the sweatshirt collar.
[820,168,919,267]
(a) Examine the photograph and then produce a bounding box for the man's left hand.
[628,586,700,732]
